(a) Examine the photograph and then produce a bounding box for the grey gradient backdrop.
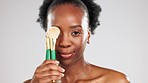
[0,0,148,83]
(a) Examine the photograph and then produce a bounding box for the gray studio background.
[0,0,148,83]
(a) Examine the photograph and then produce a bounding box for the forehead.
[49,4,84,18]
[47,4,89,33]
[49,3,86,13]
[48,4,87,24]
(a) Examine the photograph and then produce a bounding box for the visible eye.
[71,31,82,37]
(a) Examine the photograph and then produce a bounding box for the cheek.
[72,36,86,49]
[73,38,83,45]
[73,37,87,58]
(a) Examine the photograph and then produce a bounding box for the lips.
[58,51,75,59]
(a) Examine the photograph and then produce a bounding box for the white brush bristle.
[46,27,60,39]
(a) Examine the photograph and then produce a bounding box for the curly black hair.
[37,0,101,34]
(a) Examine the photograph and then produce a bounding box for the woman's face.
[47,4,90,66]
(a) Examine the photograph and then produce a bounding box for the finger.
[36,64,65,73]
[41,60,59,66]
[43,60,65,72]
[36,70,64,78]
[38,76,52,83]
[38,75,63,83]
[48,70,65,77]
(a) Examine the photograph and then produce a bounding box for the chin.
[58,57,74,66]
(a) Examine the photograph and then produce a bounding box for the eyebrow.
[52,25,82,29]
[70,25,82,29]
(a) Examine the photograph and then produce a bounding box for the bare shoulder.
[89,64,130,83]
[103,69,130,83]
[23,79,31,83]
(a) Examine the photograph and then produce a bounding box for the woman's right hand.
[30,60,65,83]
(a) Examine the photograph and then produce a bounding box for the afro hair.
[37,0,101,34]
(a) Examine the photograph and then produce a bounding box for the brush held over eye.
[47,26,60,39]
[45,32,51,60]
[46,27,60,60]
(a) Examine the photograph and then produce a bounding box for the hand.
[30,60,65,83]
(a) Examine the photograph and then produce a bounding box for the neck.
[60,56,90,82]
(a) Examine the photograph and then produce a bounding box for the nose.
[58,33,71,48]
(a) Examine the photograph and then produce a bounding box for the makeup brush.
[45,33,51,60]
[46,26,60,60]
[46,27,61,83]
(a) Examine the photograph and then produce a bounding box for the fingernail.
[61,68,65,72]
[61,74,64,77]
[55,61,59,64]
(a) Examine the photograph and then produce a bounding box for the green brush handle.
[51,50,56,60]
[46,49,51,60]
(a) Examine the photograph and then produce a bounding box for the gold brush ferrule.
[50,38,56,50]
[46,37,50,49]
[50,38,54,50]
[53,38,56,50]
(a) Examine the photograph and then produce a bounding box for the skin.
[24,4,130,83]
